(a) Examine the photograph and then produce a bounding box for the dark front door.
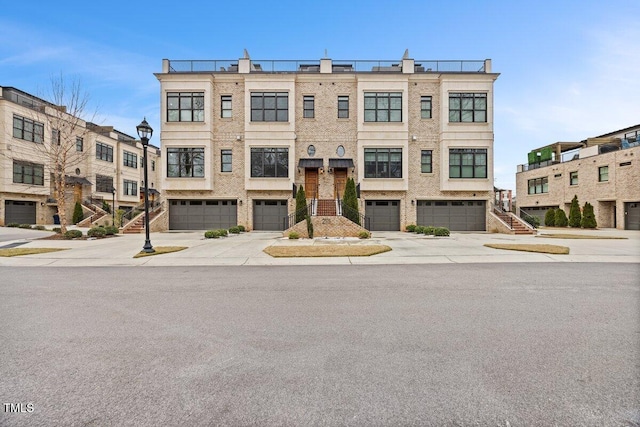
[305,168,318,199]
[334,168,347,199]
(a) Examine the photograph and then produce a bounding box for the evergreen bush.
[581,202,597,228]
[34,225,46,230]
[237,225,246,232]
[72,202,84,225]
[217,229,228,237]
[64,229,83,239]
[405,224,416,232]
[87,227,106,238]
[104,225,119,235]
[342,178,360,225]
[306,214,314,238]
[415,225,426,234]
[19,224,32,229]
[6,223,20,227]
[102,200,111,214]
[204,230,220,239]
[288,231,300,239]
[295,185,307,223]
[228,226,241,234]
[555,209,568,227]
[569,195,582,228]
[53,227,61,234]
[434,227,450,237]
[358,231,371,239]
[424,226,436,235]
[544,209,556,226]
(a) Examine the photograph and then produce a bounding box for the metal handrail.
[285,202,313,229]
[339,201,370,230]
[519,209,540,229]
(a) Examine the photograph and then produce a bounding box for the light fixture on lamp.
[236,135,242,141]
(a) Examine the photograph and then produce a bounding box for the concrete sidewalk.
[1,226,639,267]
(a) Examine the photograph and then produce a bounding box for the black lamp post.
[111,186,116,224]
[136,118,154,253]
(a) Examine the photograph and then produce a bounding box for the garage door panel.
[625,202,640,230]
[417,200,486,231]
[169,200,237,230]
[5,200,37,224]
[253,200,287,231]
[366,200,400,231]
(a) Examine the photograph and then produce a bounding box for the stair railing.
[338,200,370,230]
[519,209,540,229]
[493,205,513,229]
[284,202,313,229]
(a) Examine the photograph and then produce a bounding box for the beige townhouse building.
[155,51,499,231]
[516,124,640,230]
[0,86,161,226]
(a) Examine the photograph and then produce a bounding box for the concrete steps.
[495,211,536,235]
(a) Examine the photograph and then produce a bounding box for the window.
[570,171,578,185]
[96,142,114,162]
[167,147,205,177]
[338,96,349,118]
[76,137,83,152]
[151,160,155,171]
[421,96,432,119]
[528,177,549,194]
[123,179,137,196]
[13,161,44,186]
[303,96,315,118]
[221,95,232,118]
[96,175,114,193]
[167,92,204,122]
[221,149,232,172]
[599,166,609,182]
[13,115,44,143]
[364,148,402,178]
[364,92,402,122]
[250,148,289,177]
[449,93,487,122]
[421,150,432,173]
[449,149,487,178]
[251,92,288,122]
[123,151,138,168]
[52,129,61,145]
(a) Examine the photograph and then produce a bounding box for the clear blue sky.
[2,0,638,193]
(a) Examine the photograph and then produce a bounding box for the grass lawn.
[264,245,391,258]
[0,248,69,257]
[537,234,627,239]
[484,243,569,255]
[133,246,188,258]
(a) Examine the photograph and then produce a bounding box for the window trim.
[166,147,205,178]
[167,92,205,122]
[123,150,138,169]
[364,92,402,122]
[96,174,114,193]
[221,95,232,118]
[12,114,44,143]
[421,150,432,173]
[598,165,609,182]
[570,171,578,186]
[364,147,403,178]
[76,137,84,152]
[123,179,138,196]
[303,95,315,118]
[96,142,114,163]
[448,93,487,123]
[250,92,289,122]
[250,147,289,178]
[449,148,488,179]
[527,177,549,194]
[338,95,349,118]
[421,96,432,119]
[13,161,44,186]
[221,149,232,172]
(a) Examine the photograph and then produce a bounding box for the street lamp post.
[111,187,116,224]
[136,118,154,253]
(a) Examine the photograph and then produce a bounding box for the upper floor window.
[151,160,155,171]
[123,179,137,196]
[364,148,402,178]
[364,92,402,122]
[303,96,315,118]
[167,147,205,177]
[421,96,432,119]
[123,151,138,168]
[449,93,487,123]
[167,92,204,122]
[52,129,61,145]
[251,92,288,122]
[96,142,113,162]
[13,161,44,186]
[598,166,609,182]
[338,96,349,118]
[221,149,232,172]
[13,115,44,143]
[421,150,432,173]
[221,95,232,118]
[96,174,114,193]
[449,148,487,178]
[528,177,548,194]
[76,137,84,152]
[570,171,578,185]
[250,147,288,177]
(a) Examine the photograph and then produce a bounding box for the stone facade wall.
[283,215,368,238]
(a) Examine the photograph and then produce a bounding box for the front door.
[305,168,318,199]
[334,168,347,199]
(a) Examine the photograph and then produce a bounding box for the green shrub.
[19,224,32,229]
[53,227,62,234]
[217,229,228,237]
[237,225,246,232]
[555,209,568,227]
[342,178,360,225]
[358,231,371,239]
[34,225,46,230]
[415,225,426,234]
[102,200,111,214]
[581,202,597,228]
[405,224,416,232]
[204,230,220,239]
[228,226,240,234]
[295,185,307,223]
[87,227,106,238]
[104,225,119,235]
[434,227,450,237]
[544,209,556,227]
[64,229,83,239]
[288,231,300,239]
[72,202,84,225]
[424,226,436,236]
[306,214,314,239]
[6,223,20,227]
[115,209,126,228]
[569,195,582,228]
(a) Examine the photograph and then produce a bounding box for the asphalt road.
[1,264,639,426]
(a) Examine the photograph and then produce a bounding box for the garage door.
[253,200,288,231]
[5,200,36,224]
[519,206,558,224]
[417,200,486,231]
[625,202,640,230]
[169,200,237,230]
[366,200,400,231]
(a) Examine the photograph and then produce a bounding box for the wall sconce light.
[236,135,242,141]
[239,200,243,206]
[40,202,45,206]
[536,201,539,205]
[294,133,298,140]
[328,168,334,174]
[411,200,415,206]
[319,167,324,174]
[411,135,417,141]
[297,167,302,174]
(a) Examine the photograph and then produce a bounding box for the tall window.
[13,161,44,186]
[364,148,402,178]
[96,142,114,162]
[570,171,578,185]
[598,166,609,182]
[250,148,289,177]
[251,92,288,122]
[421,96,432,119]
[303,96,315,118]
[221,95,232,118]
[364,92,402,122]
[528,177,549,194]
[123,179,137,196]
[449,148,487,178]
[123,151,138,168]
[96,175,114,193]
[221,149,232,172]
[167,92,204,122]
[449,93,487,122]
[338,96,349,118]
[421,150,432,173]
[52,129,61,145]
[13,115,44,143]
[167,148,205,177]
[151,160,155,171]
[76,137,84,152]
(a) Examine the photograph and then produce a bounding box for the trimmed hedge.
[424,226,436,236]
[228,226,241,234]
[288,231,300,239]
[434,227,450,237]
[237,225,246,232]
[358,231,371,239]
[64,230,83,239]
[19,224,32,229]
[405,224,416,232]
[87,227,106,238]
[204,230,220,239]
[6,223,20,228]
[104,225,119,235]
